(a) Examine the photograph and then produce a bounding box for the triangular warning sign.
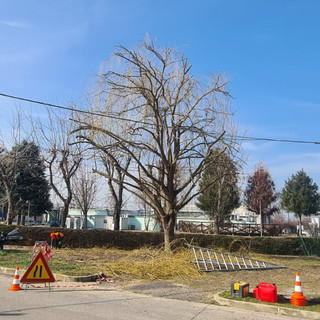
[21,252,55,283]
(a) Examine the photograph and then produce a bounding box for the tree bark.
[161,213,176,251]
[113,202,121,230]
[213,214,220,235]
[83,211,88,229]
[5,193,14,225]
[298,214,302,236]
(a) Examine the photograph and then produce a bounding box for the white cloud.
[0,20,30,29]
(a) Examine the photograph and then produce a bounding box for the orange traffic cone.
[290,272,308,306]
[8,266,22,291]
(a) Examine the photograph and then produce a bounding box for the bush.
[0,225,318,256]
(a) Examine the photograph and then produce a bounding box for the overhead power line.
[1,92,320,145]
[0,92,146,125]
[240,136,320,145]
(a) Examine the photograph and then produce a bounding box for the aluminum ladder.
[186,243,286,272]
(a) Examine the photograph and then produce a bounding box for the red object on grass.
[253,282,277,303]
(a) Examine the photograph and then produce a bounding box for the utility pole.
[27,200,30,224]
[258,198,263,237]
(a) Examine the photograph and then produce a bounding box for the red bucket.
[253,282,277,303]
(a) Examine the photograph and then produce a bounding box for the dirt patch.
[125,280,212,303]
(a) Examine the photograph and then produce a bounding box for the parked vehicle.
[50,221,60,227]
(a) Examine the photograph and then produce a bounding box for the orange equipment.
[50,232,64,249]
[290,272,308,306]
[8,266,23,291]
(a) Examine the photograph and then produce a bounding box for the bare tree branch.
[72,40,240,250]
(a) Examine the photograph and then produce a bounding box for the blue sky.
[1,0,320,193]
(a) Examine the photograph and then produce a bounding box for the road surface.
[0,274,300,320]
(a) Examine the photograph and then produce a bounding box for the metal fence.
[178,221,283,236]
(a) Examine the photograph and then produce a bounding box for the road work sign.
[21,252,55,283]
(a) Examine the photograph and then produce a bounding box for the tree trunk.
[113,203,121,230]
[61,205,69,227]
[213,214,220,235]
[298,214,302,236]
[17,213,22,225]
[5,196,14,225]
[83,211,88,229]
[161,214,176,251]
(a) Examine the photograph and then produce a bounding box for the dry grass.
[2,245,320,302]
[54,246,320,299]
[53,246,201,280]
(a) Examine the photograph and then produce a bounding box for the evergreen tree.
[196,150,240,234]
[244,163,278,236]
[281,169,320,236]
[11,140,52,223]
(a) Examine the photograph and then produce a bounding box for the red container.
[253,282,277,303]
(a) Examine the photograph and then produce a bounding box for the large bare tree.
[0,146,18,224]
[73,41,237,250]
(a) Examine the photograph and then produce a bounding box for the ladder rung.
[186,243,286,272]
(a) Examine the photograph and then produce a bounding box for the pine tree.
[244,163,278,235]
[281,169,320,236]
[11,140,52,223]
[196,150,240,234]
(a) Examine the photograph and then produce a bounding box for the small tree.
[244,163,278,236]
[35,110,82,227]
[196,149,240,234]
[73,166,97,229]
[281,169,320,236]
[92,153,131,230]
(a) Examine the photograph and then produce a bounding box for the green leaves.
[281,169,320,218]
[196,150,240,230]
[0,140,52,220]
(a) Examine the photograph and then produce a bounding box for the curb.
[214,293,320,320]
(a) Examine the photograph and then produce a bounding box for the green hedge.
[1,225,320,256]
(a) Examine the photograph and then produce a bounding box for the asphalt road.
[0,274,297,320]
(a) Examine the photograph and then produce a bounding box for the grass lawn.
[1,245,320,312]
